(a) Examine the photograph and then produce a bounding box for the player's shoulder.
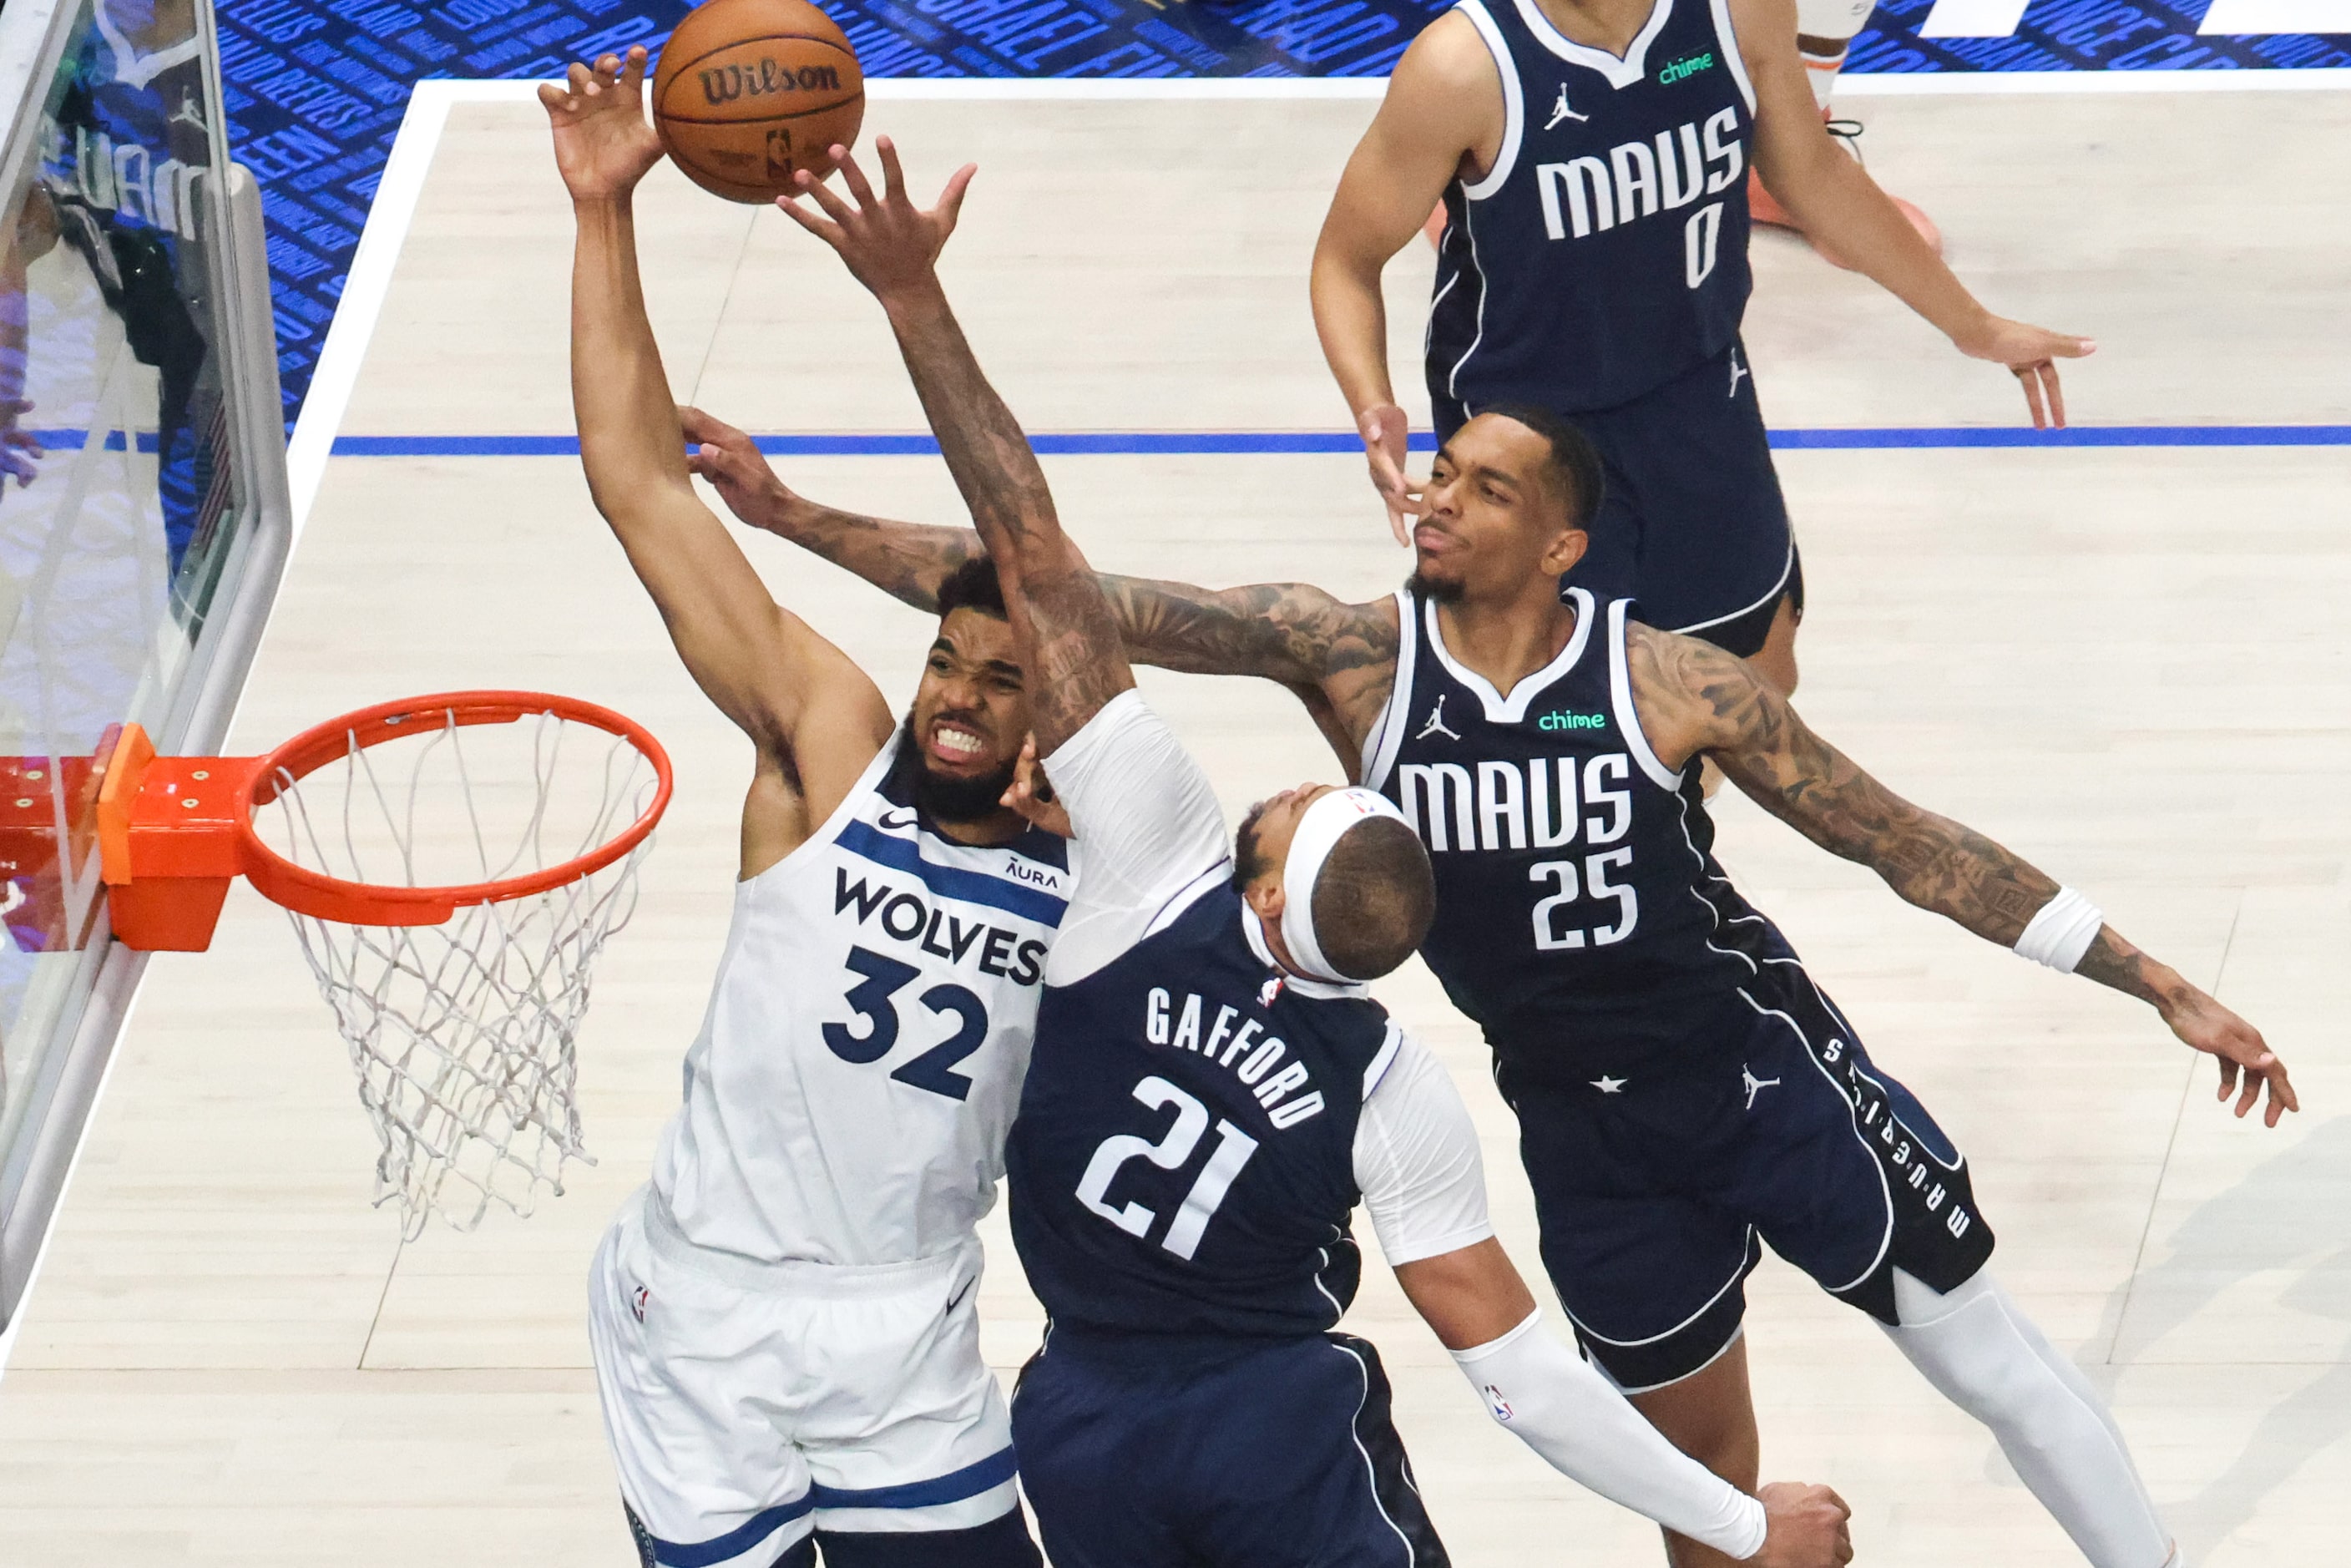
[1389,8,1503,103]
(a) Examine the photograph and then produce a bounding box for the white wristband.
[2015,887,2102,973]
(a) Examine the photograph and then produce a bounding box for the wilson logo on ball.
[697,58,844,105]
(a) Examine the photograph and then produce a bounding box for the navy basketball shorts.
[1012,1330,1450,1568]
[1495,964,1996,1392]
[1435,338,1800,659]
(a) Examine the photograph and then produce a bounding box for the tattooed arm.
[1626,624,2298,1127]
[779,140,1130,751]
[684,404,1403,771]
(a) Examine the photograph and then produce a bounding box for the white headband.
[1279,787,1413,984]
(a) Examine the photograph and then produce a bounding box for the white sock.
[1883,1270,2174,1568]
[1794,0,1876,112]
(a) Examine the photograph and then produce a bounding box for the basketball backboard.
[0,0,290,1333]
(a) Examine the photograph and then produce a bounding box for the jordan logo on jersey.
[1742,1066,1780,1109]
[1415,695,1461,742]
[1545,83,1588,130]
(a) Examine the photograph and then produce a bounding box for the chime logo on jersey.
[1534,106,1744,242]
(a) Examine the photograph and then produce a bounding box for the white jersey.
[650,732,1073,1265]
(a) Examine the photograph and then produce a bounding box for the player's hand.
[1001,736,1072,838]
[539,47,664,203]
[1951,315,2095,431]
[680,405,796,530]
[779,137,973,311]
[1358,402,1424,545]
[2160,986,2298,1128]
[0,399,42,488]
[1751,1481,1853,1567]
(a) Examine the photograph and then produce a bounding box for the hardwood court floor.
[1,83,2346,1565]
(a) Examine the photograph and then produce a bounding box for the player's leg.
[1016,1332,1452,1566]
[1623,1338,1763,1568]
[587,1191,817,1568]
[1581,340,1801,695]
[1882,1271,2176,1567]
[1750,0,1941,256]
[1008,1338,1195,1568]
[1500,1060,1764,1566]
[796,1241,1040,1566]
[1732,970,2178,1567]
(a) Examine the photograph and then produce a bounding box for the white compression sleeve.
[1884,1271,2175,1568]
[1453,1313,1767,1560]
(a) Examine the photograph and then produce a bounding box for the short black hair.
[1478,402,1605,533]
[1311,817,1436,981]
[937,554,1008,621]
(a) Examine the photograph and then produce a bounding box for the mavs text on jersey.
[1428,0,1757,421]
[1365,589,1995,1389]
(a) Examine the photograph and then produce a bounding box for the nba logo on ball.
[653,0,866,203]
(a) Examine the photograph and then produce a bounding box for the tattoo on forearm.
[1099,575,1399,743]
[777,500,977,614]
[1641,628,2060,945]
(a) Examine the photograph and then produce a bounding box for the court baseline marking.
[329,427,2351,458]
[288,68,2351,538]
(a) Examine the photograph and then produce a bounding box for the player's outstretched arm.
[779,138,1127,751]
[679,408,1400,766]
[547,51,890,830]
[1729,0,2091,429]
[1395,1243,1852,1567]
[1312,13,1499,540]
[1626,623,2298,1126]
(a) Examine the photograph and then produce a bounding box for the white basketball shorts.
[587,1186,1020,1567]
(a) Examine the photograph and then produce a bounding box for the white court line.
[284,60,2351,524]
[281,84,461,538]
[2201,0,2351,30]
[1918,0,2033,38]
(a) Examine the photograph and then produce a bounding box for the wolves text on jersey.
[1143,987,1327,1130]
[834,867,1047,985]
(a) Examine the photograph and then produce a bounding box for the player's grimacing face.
[1413,416,1584,597]
[912,609,1031,783]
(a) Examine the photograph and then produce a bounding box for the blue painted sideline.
[328,427,2351,459]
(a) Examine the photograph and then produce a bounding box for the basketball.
[651,0,864,204]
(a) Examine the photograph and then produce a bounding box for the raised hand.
[1000,736,1072,838]
[776,136,974,309]
[1952,314,2096,431]
[680,404,794,529]
[0,399,41,488]
[539,46,664,205]
[1752,1481,1853,1568]
[1358,401,1425,546]
[2160,985,2298,1128]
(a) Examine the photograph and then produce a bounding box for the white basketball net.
[253,707,659,1238]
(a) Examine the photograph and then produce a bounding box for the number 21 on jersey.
[1076,1076,1260,1261]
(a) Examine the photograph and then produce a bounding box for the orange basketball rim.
[97,690,675,949]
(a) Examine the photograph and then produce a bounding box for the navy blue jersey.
[1363,589,1772,1080]
[1427,0,1756,414]
[1008,882,1400,1343]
